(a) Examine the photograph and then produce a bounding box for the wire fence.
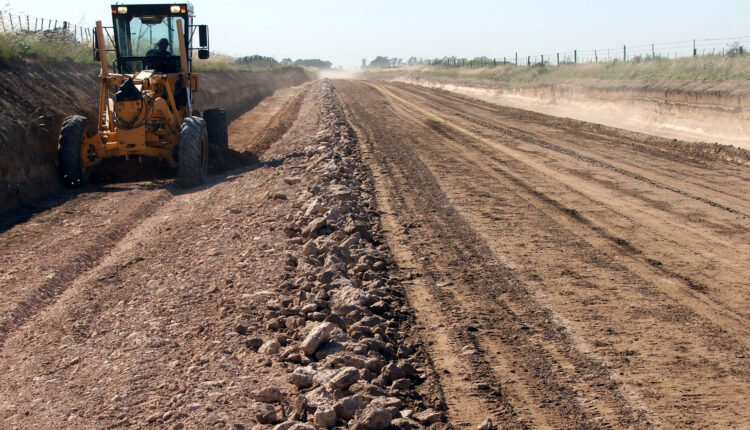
[397,35,750,68]
[0,10,92,43]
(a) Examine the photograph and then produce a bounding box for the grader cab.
[58,3,228,188]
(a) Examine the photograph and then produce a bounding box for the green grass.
[0,30,93,65]
[364,55,750,83]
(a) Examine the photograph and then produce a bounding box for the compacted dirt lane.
[334,80,750,429]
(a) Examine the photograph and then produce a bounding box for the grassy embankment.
[0,29,280,72]
[0,31,91,64]
[364,55,750,83]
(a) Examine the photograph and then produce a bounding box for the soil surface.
[1,78,749,430]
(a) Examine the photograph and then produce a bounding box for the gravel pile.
[244,82,448,429]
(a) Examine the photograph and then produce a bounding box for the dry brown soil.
[335,80,750,429]
[1,78,749,430]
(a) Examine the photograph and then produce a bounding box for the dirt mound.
[0,60,310,217]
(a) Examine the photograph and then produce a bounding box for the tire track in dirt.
[0,188,171,348]
[392,83,750,217]
[377,82,750,331]
[336,80,653,429]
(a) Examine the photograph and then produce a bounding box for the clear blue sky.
[6,1,750,68]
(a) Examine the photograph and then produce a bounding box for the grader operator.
[58,3,228,188]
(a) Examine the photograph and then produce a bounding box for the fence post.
[26,15,30,31]
[693,39,696,57]
[515,52,518,66]
[40,18,44,31]
[623,45,626,61]
[574,50,577,63]
[652,43,655,59]
[527,56,530,66]
[541,54,544,66]
[557,53,559,65]
[594,50,597,62]
[54,19,57,29]
[9,13,13,31]
[34,18,37,31]
[18,15,22,30]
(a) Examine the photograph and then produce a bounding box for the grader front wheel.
[203,108,228,151]
[176,116,208,188]
[58,115,89,188]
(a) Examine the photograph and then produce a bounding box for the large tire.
[176,116,208,188]
[203,108,228,151]
[58,115,88,187]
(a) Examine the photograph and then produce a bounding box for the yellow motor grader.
[58,3,228,188]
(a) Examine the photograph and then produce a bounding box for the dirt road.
[1,78,749,429]
[335,81,750,429]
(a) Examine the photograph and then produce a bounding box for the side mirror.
[93,30,100,61]
[198,25,209,48]
[198,49,210,60]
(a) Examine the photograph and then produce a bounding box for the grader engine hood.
[113,78,151,129]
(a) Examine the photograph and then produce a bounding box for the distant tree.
[235,55,278,66]
[281,58,293,65]
[727,42,745,57]
[293,59,333,69]
[368,56,392,68]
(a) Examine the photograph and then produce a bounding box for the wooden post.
[34,18,37,31]
[18,15,22,30]
[594,50,598,62]
[541,54,544,66]
[557,52,560,65]
[54,19,57,29]
[693,39,696,57]
[26,15,30,31]
[515,52,517,66]
[652,43,655,59]
[623,45,626,61]
[8,13,13,31]
[527,55,530,66]
[574,50,577,63]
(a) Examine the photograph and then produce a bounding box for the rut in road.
[334,80,750,429]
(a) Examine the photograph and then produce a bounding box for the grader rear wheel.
[176,116,208,188]
[58,115,89,188]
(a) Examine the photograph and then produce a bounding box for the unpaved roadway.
[335,81,750,429]
[0,79,749,429]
